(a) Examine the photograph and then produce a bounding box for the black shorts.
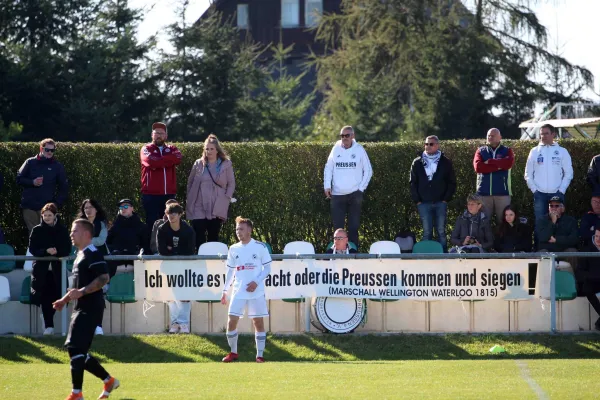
[65,308,104,353]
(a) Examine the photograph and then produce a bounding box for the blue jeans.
[169,301,191,325]
[533,191,564,223]
[417,202,447,249]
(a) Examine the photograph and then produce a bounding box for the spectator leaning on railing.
[106,199,150,272]
[29,202,72,335]
[157,203,196,334]
[323,125,373,248]
[17,138,69,234]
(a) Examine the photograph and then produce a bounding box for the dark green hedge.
[0,140,597,253]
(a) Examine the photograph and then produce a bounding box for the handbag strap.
[205,162,224,189]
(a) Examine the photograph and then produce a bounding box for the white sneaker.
[39,313,46,331]
[179,324,190,334]
[43,327,54,335]
[95,326,104,336]
[169,323,180,334]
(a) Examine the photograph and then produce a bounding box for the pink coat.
[186,159,235,220]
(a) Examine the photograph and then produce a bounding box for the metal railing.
[3,251,600,335]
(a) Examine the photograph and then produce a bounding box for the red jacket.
[140,143,182,195]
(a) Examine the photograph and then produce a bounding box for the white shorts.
[228,295,269,318]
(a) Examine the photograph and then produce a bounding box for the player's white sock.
[226,330,238,353]
[255,332,266,357]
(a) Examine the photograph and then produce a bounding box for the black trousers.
[581,278,600,317]
[331,190,363,247]
[31,261,62,328]
[192,219,222,248]
[65,309,104,353]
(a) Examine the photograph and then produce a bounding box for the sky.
[132,0,600,103]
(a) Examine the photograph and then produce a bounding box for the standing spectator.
[157,203,196,334]
[586,154,600,196]
[140,122,182,231]
[323,126,373,247]
[524,124,573,224]
[77,199,110,336]
[410,135,456,250]
[17,138,69,233]
[186,134,236,248]
[494,205,532,253]
[106,199,150,273]
[537,196,578,252]
[473,128,515,224]
[579,196,600,249]
[29,203,72,335]
[576,228,600,331]
[450,194,493,253]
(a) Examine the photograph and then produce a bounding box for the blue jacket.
[17,155,69,210]
[474,145,514,196]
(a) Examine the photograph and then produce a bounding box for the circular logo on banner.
[313,297,365,334]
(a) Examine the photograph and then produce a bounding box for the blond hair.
[202,134,229,162]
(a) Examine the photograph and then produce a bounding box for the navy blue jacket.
[474,145,514,196]
[17,155,68,210]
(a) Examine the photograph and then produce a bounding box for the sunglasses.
[549,204,562,208]
[334,236,347,240]
[119,205,131,210]
[340,134,352,138]
[424,143,437,146]
[43,148,56,153]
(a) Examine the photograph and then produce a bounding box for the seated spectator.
[575,228,600,331]
[579,196,600,248]
[326,228,358,254]
[29,203,71,335]
[106,199,150,273]
[494,205,532,253]
[450,194,493,253]
[537,196,578,252]
[150,199,190,254]
[77,198,110,336]
[157,203,196,334]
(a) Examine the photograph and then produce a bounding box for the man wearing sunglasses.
[537,196,578,253]
[323,126,373,248]
[409,136,456,251]
[17,138,69,233]
[106,199,150,273]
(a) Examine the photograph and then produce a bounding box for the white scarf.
[422,151,441,181]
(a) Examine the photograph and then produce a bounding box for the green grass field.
[2,334,600,399]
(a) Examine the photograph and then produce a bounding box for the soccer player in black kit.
[53,219,120,400]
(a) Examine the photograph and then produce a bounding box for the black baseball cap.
[117,198,133,207]
[548,196,563,204]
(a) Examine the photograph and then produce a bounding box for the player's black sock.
[68,350,86,391]
[84,353,110,381]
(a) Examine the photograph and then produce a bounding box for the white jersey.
[224,239,272,300]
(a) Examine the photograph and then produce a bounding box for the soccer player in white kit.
[221,216,272,363]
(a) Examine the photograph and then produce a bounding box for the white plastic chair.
[368,241,401,332]
[197,241,228,332]
[283,241,315,331]
[198,242,228,256]
[0,276,10,304]
[283,241,315,255]
[23,249,34,272]
[369,241,401,255]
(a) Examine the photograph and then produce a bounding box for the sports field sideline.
[2,334,600,399]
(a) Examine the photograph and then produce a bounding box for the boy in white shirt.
[221,216,272,363]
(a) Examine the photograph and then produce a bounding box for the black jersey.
[71,244,108,311]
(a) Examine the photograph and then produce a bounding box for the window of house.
[305,0,323,27]
[237,4,249,29]
[281,0,300,27]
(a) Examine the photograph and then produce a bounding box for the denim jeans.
[417,201,448,249]
[331,190,364,247]
[168,301,191,325]
[533,191,564,223]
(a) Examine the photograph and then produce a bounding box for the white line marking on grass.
[515,360,549,400]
